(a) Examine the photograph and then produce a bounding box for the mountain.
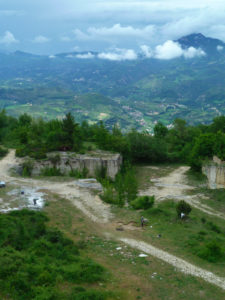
[177,33,225,55]
[0,33,225,131]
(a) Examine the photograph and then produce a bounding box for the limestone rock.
[30,150,122,180]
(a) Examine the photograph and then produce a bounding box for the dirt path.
[140,166,225,220]
[119,238,225,291]
[1,151,225,290]
[0,150,112,223]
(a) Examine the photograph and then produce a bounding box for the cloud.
[33,35,50,43]
[140,45,153,58]
[183,46,206,58]
[76,52,95,59]
[154,40,183,59]
[217,45,224,51]
[0,31,19,45]
[98,48,137,61]
[73,24,156,42]
[154,40,205,60]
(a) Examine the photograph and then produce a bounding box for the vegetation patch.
[41,166,63,176]
[131,195,155,210]
[142,200,225,269]
[0,210,111,300]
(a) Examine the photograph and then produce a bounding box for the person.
[33,198,37,205]
[181,212,185,219]
[141,216,144,228]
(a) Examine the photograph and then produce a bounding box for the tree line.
[0,109,225,170]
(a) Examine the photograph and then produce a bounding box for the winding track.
[0,151,224,290]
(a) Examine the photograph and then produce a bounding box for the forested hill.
[1,33,225,131]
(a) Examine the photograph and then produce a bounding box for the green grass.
[141,200,225,275]
[44,195,225,300]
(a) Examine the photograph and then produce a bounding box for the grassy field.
[43,193,225,300]
[0,160,225,299]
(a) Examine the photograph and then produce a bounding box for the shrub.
[197,240,224,262]
[41,167,63,176]
[22,160,34,177]
[16,146,29,157]
[70,288,108,300]
[100,181,123,206]
[176,200,192,218]
[95,166,107,181]
[206,221,221,234]
[69,167,88,179]
[0,146,8,158]
[30,149,47,159]
[130,195,155,210]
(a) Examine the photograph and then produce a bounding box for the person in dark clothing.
[141,216,144,228]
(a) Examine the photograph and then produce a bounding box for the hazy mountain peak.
[176,33,225,54]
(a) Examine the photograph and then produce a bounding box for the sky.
[0,0,225,56]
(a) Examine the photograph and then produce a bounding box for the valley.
[1,34,225,131]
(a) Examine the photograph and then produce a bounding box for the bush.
[130,195,155,210]
[100,180,123,206]
[41,167,63,176]
[0,146,8,158]
[69,167,88,179]
[206,221,221,233]
[22,160,34,177]
[176,200,192,218]
[197,240,224,262]
[95,166,107,181]
[16,146,29,157]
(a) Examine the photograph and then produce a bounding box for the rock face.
[202,156,225,188]
[31,151,122,179]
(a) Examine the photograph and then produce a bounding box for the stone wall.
[202,156,225,189]
[31,151,122,179]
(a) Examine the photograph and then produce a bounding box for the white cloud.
[49,55,56,59]
[98,48,137,61]
[183,46,206,58]
[33,35,50,43]
[217,45,224,51]
[76,52,95,59]
[154,40,183,59]
[140,45,153,58]
[154,40,205,60]
[0,31,19,45]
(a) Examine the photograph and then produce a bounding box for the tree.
[62,112,81,151]
[154,122,168,138]
[176,201,192,218]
